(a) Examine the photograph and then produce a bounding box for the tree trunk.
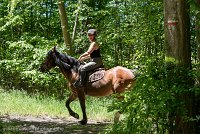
[195,0,200,89]
[195,2,200,133]
[164,0,191,66]
[71,0,81,47]
[196,12,200,134]
[71,12,78,47]
[58,0,72,54]
[164,0,196,133]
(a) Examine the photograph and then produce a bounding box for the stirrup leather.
[73,81,84,88]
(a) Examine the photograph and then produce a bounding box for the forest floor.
[0,114,111,134]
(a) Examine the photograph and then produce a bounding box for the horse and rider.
[39,29,136,125]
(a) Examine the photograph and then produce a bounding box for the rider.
[73,29,103,88]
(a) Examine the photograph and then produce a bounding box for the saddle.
[86,68,105,82]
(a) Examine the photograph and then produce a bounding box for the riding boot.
[73,70,86,88]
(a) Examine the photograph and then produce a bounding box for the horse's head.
[39,47,58,73]
[39,47,78,73]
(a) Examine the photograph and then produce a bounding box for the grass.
[0,88,115,122]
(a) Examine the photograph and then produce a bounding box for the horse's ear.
[52,46,57,52]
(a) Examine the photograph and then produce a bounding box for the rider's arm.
[78,42,99,61]
[78,54,90,61]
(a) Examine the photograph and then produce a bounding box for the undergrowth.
[0,88,114,122]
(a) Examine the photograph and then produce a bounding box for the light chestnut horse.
[39,47,136,125]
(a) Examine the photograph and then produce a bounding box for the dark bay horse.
[39,47,136,125]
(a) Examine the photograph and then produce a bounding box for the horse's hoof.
[71,113,79,119]
[78,119,87,125]
[74,113,79,119]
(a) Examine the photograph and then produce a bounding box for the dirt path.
[0,115,111,134]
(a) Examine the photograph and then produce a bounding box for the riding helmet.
[87,29,97,36]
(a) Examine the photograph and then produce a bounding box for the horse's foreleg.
[65,94,79,119]
[77,89,87,125]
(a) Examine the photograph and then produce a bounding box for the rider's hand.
[78,57,82,61]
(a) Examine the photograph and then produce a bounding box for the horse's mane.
[54,51,80,72]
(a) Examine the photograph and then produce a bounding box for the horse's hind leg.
[66,94,79,119]
[114,95,124,123]
[113,94,125,123]
[114,111,121,123]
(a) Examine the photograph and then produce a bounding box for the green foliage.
[72,0,164,68]
[107,55,199,133]
[0,36,68,98]
[0,0,199,133]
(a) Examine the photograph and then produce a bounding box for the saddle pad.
[87,69,105,82]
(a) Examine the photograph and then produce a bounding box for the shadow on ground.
[0,115,111,134]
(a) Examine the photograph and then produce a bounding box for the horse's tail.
[131,67,142,78]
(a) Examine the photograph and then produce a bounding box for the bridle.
[41,50,55,73]
[41,50,78,74]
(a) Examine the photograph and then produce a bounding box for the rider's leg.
[74,62,94,88]
[73,58,103,88]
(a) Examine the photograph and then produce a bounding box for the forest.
[0,0,200,133]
